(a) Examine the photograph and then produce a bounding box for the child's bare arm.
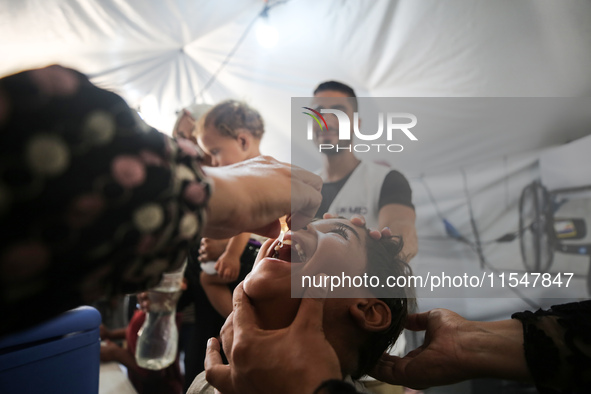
[200,270,234,318]
[214,232,251,281]
[100,325,127,341]
[100,340,141,374]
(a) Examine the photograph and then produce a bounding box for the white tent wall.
[412,144,590,320]
[2,0,591,329]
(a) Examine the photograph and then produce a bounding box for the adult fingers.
[405,311,431,331]
[231,282,259,334]
[291,163,323,193]
[292,276,328,331]
[368,229,382,240]
[289,212,316,233]
[370,353,413,386]
[380,227,393,237]
[289,174,322,230]
[204,338,235,394]
[290,166,322,230]
[220,312,235,363]
[204,338,224,369]
[367,227,392,240]
[349,214,367,227]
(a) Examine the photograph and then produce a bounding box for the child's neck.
[324,324,361,379]
[245,145,262,160]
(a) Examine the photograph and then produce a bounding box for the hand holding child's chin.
[205,283,342,394]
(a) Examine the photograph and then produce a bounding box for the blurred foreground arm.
[204,156,322,239]
[0,66,321,336]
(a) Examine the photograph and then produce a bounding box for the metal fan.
[518,181,554,272]
[519,181,591,294]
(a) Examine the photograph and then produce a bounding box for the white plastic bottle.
[135,262,186,370]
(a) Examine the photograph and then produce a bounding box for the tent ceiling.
[2,0,590,168]
[2,0,591,318]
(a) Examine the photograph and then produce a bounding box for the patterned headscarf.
[0,65,211,335]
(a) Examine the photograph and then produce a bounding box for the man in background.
[311,81,417,261]
[310,81,418,394]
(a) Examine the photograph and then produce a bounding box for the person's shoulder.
[383,168,411,184]
[378,167,414,209]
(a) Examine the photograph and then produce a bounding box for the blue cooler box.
[0,306,101,394]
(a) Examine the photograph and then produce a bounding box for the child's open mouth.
[270,235,307,263]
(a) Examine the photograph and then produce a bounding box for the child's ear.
[237,132,249,151]
[349,299,391,332]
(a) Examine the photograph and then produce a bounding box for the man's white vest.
[326,161,390,229]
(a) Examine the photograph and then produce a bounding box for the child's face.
[197,125,249,167]
[243,218,370,327]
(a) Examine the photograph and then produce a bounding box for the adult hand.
[204,156,322,239]
[204,282,342,394]
[370,309,530,389]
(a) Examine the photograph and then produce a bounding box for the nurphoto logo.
[302,107,418,153]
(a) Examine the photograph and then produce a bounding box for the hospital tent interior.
[1,1,591,393]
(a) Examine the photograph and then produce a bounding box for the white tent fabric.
[2,0,591,322]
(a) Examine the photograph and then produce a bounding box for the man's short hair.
[313,81,359,112]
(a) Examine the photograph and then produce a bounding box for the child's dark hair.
[352,232,414,379]
[198,99,264,139]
